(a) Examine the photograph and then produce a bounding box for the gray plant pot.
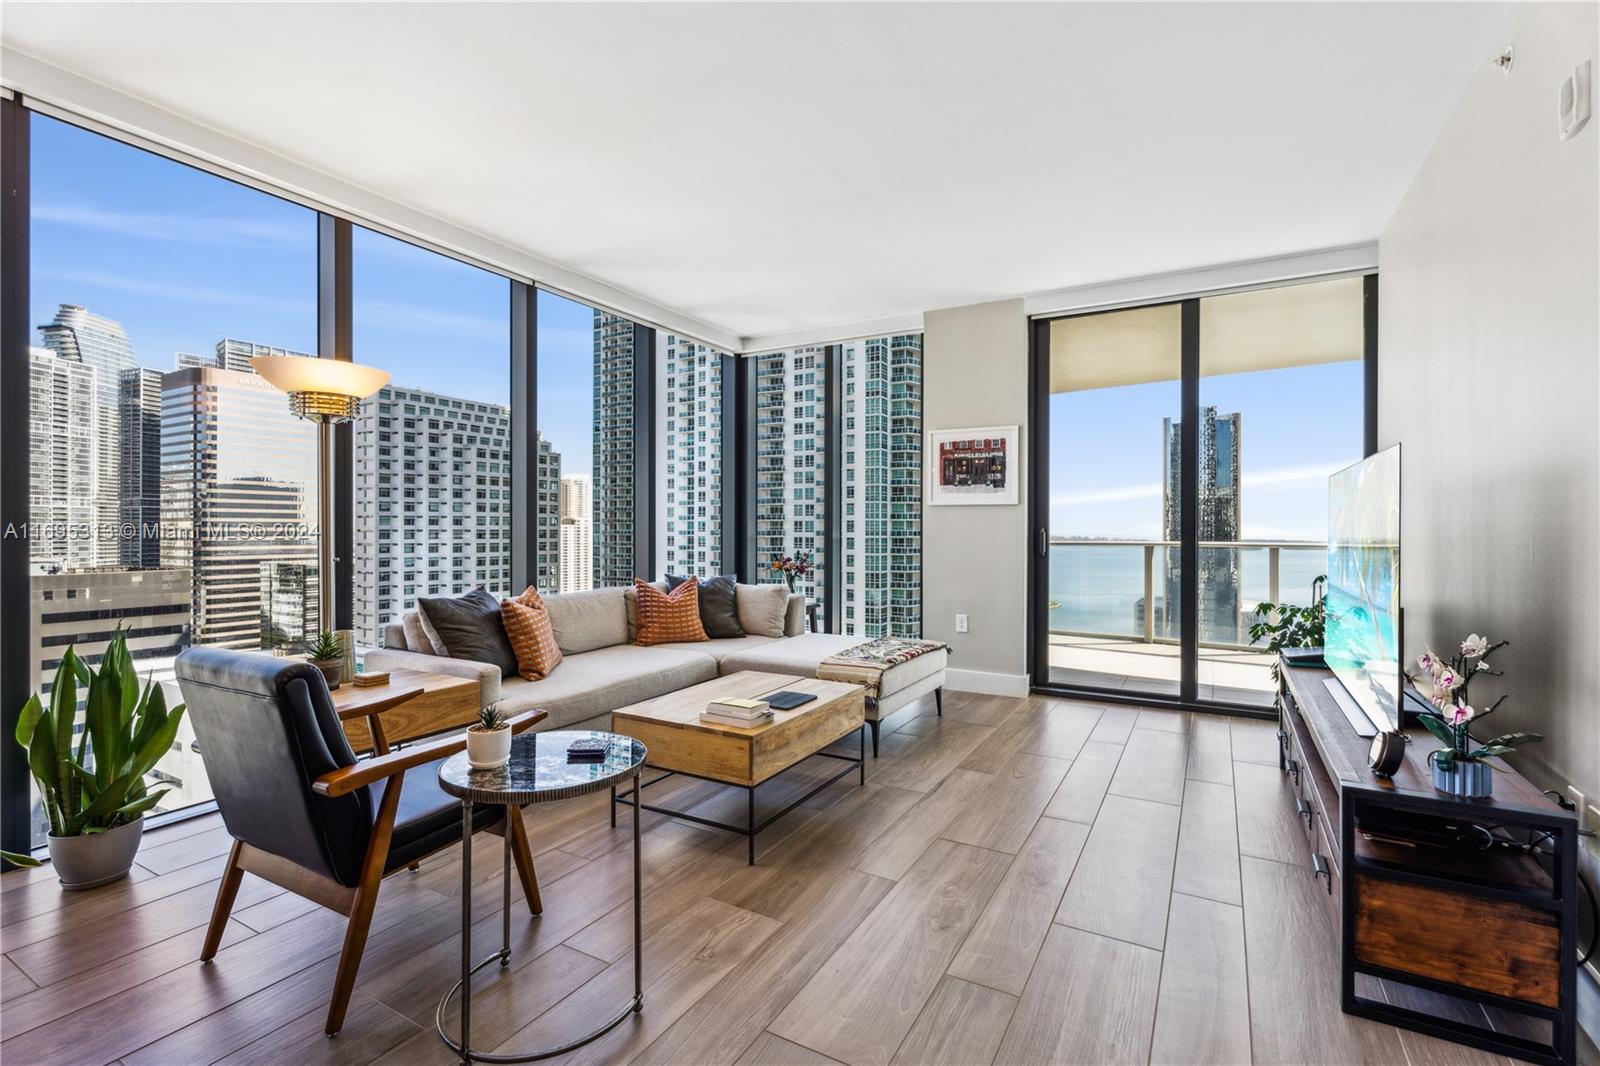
[1431,758,1493,799]
[312,659,342,691]
[47,815,144,890]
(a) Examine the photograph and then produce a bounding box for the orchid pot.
[1413,634,1541,801]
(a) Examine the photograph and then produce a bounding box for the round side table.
[435,730,647,1064]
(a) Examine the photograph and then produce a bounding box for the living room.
[1,3,1597,1064]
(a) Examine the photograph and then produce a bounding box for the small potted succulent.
[307,630,344,691]
[1413,634,1541,798]
[466,703,512,769]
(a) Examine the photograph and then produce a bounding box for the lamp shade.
[250,355,390,399]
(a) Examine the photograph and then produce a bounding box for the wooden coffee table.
[608,671,867,864]
[333,669,478,754]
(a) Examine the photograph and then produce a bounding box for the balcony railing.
[1047,538,1326,651]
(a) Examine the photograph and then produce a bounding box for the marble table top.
[437,731,647,804]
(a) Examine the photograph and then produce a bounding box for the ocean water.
[1048,543,1325,639]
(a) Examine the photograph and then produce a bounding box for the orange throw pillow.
[501,591,563,681]
[634,578,708,645]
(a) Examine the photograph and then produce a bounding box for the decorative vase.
[48,816,144,890]
[784,574,797,593]
[336,629,357,683]
[312,658,342,691]
[1431,757,1493,798]
[467,725,513,769]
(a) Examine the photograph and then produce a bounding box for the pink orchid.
[1449,704,1475,726]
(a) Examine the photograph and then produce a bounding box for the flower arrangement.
[1413,633,1541,776]
[770,553,811,593]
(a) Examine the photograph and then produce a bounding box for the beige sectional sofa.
[364,584,946,753]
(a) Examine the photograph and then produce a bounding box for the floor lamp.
[250,355,390,637]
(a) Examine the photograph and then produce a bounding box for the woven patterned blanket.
[817,637,948,701]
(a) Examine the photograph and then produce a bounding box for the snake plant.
[14,627,187,841]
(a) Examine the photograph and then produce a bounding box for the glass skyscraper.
[659,333,726,577]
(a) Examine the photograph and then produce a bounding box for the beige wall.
[922,299,1031,695]
[1379,1,1599,801]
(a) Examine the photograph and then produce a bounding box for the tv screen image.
[1325,444,1401,734]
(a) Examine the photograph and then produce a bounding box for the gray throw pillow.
[416,587,518,678]
[735,583,791,639]
[666,574,743,639]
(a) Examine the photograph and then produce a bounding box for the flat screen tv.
[1325,444,1402,735]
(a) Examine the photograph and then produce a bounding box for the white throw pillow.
[402,611,438,656]
[735,583,790,639]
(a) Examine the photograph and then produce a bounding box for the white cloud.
[33,203,306,247]
[37,268,312,315]
[1052,460,1347,509]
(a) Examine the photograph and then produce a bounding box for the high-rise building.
[350,384,515,647]
[558,474,594,593]
[36,305,136,567]
[753,346,826,625]
[840,335,922,638]
[119,367,165,568]
[177,338,292,373]
[659,333,725,578]
[160,364,319,648]
[27,346,106,571]
[592,312,635,586]
[1162,406,1243,641]
[534,433,562,594]
[260,560,319,651]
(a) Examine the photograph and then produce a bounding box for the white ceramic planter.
[48,816,144,890]
[467,725,513,768]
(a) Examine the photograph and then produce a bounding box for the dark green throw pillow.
[417,587,519,678]
[666,574,744,639]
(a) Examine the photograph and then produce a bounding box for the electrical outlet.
[955,613,969,634]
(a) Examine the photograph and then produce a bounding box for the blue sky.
[30,114,600,479]
[1050,359,1364,541]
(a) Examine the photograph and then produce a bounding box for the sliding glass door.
[1039,302,1184,698]
[1032,275,1373,710]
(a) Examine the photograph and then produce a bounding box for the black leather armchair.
[174,647,546,1035]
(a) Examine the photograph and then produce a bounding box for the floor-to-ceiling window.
[1033,276,1371,709]
[659,331,727,578]
[839,334,922,637]
[25,114,318,840]
[752,346,828,625]
[1197,277,1365,704]
[350,227,510,643]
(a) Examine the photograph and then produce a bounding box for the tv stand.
[1279,658,1580,1066]
[1321,676,1379,737]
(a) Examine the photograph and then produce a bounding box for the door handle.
[1037,527,1048,558]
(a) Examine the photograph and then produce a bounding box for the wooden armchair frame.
[199,701,548,1036]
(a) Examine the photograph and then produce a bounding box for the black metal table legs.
[436,772,643,1062]
[611,724,867,866]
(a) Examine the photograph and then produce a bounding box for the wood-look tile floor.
[3,692,1595,1066]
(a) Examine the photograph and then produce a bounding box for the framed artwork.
[926,425,1019,505]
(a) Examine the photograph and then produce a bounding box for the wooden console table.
[1278,660,1580,1066]
[333,669,478,753]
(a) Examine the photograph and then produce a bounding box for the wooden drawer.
[1353,872,1561,1008]
[1310,813,1340,928]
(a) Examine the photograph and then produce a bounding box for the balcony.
[1045,538,1325,707]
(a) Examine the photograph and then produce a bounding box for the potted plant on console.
[1415,634,1541,798]
[467,703,512,769]
[7,628,187,887]
[307,629,344,691]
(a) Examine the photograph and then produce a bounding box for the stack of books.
[352,671,390,688]
[700,696,773,728]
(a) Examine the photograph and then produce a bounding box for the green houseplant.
[307,629,344,691]
[12,627,186,887]
[1248,581,1327,683]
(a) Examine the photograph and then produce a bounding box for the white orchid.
[1449,704,1475,726]
[1461,633,1490,658]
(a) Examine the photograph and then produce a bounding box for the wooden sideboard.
[1278,660,1581,1066]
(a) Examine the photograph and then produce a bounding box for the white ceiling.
[1,2,1507,348]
